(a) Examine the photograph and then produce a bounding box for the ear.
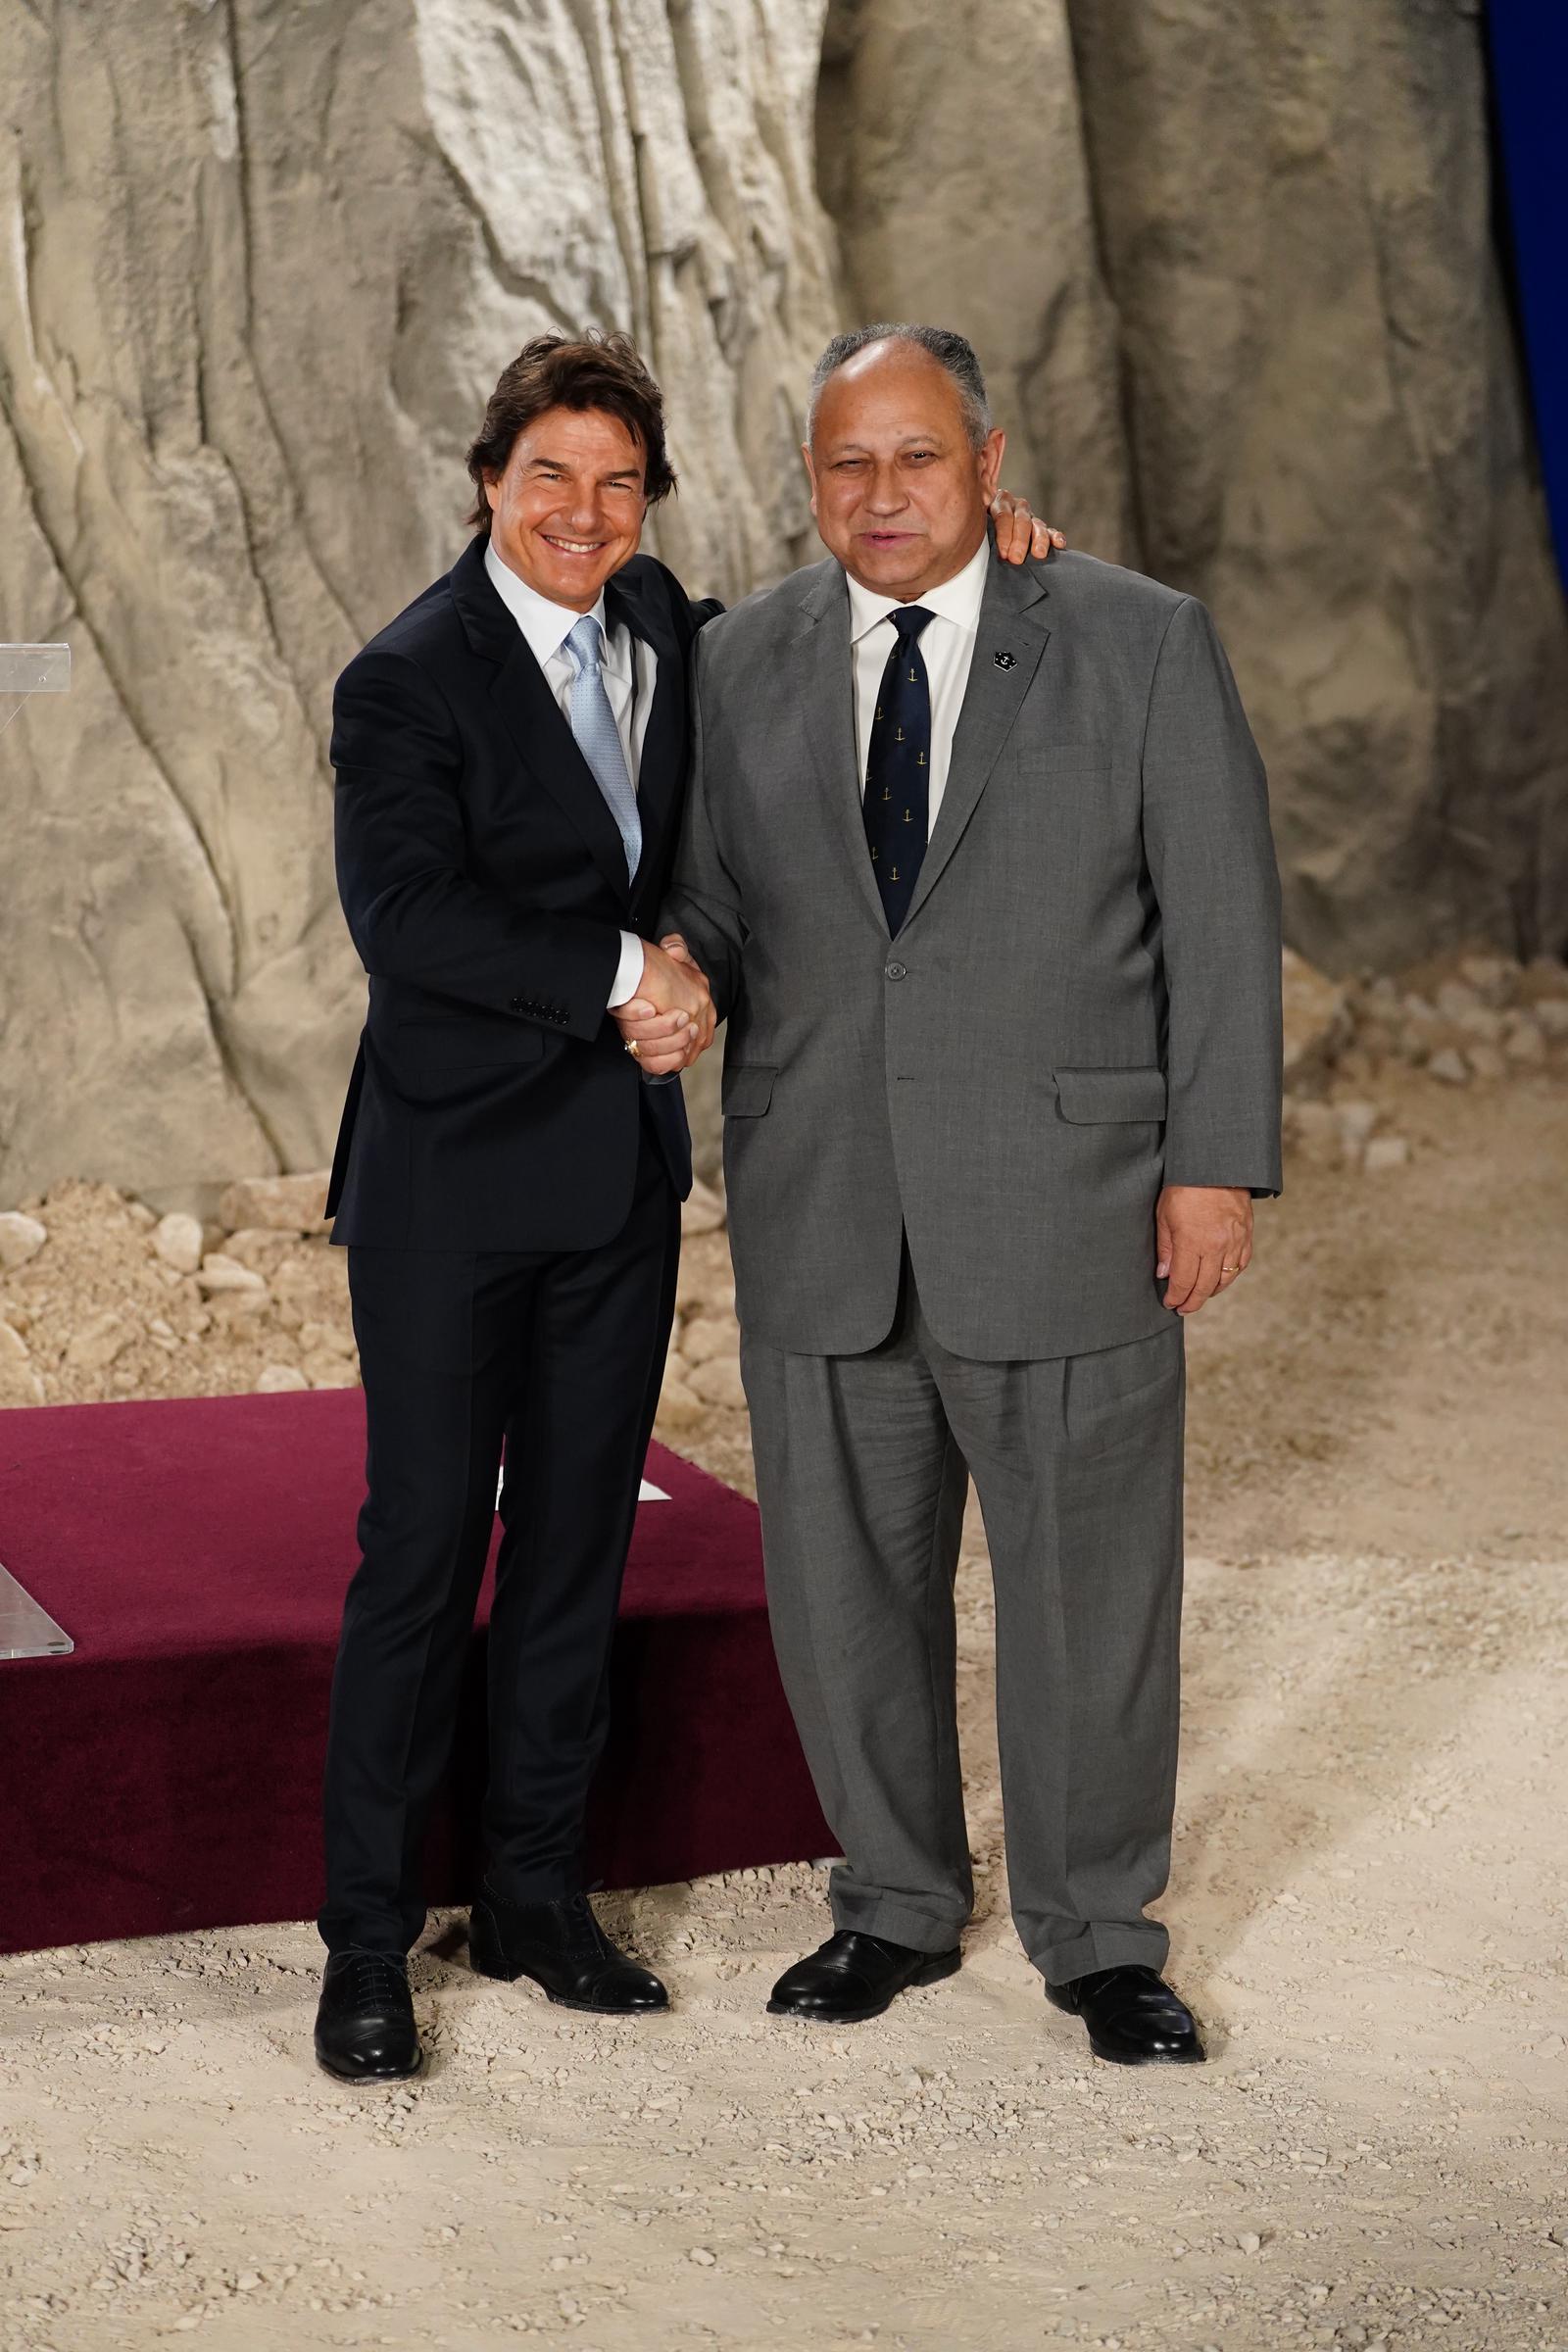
[977,427,1005,505]
[481,469,500,514]
[801,441,819,518]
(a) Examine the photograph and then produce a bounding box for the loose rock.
[0,1211,47,1270]
[153,1212,205,1273]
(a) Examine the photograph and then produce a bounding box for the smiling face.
[805,340,1005,601]
[483,406,649,612]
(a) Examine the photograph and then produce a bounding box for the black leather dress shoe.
[767,1930,961,2024]
[314,1949,422,2082]
[468,1889,668,2014]
[1046,1964,1205,2065]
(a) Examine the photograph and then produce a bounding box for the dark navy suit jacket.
[326,534,719,1252]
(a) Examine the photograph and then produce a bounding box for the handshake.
[614,935,718,1077]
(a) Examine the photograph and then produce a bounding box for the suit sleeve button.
[884,961,906,981]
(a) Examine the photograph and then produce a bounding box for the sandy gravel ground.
[2,1065,1566,2352]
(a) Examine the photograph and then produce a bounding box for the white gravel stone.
[0,1210,47,1269]
[195,1253,269,1296]
[1362,1136,1410,1173]
[65,1309,132,1370]
[254,1364,310,1393]
[1502,1016,1546,1065]
[1534,998,1568,1037]
[1426,1049,1469,1085]
[1465,1043,1507,1081]
[152,1212,205,1273]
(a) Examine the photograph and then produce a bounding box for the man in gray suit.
[616,324,1282,2064]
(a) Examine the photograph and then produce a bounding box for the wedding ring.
[1221,1262,1240,1273]
[625,1039,642,1059]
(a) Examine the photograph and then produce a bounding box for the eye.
[905,449,936,465]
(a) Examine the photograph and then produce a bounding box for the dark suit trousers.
[318,1124,679,1955]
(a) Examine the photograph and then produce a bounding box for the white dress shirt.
[846,533,991,829]
[483,541,654,1008]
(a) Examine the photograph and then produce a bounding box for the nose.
[863,462,908,515]
[565,482,605,535]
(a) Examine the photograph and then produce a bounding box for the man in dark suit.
[312,330,1058,2081]
[314,334,720,2079]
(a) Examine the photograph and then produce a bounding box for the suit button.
[884,961,907,981]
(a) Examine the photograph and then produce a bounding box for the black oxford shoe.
[468,1888,669,2014]
[767,1930,961,2024]
[1046,1964,1205,2065]
[314,1949,422,2082]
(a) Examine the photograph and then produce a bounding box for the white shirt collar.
[845,531,992,646]
[483,539,630,678]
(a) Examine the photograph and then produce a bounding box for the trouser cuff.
[1032,1919,1170,1987]
[830,1889,969,1954]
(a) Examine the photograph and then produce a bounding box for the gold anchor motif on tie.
[915,751,927,767]
[904,808,913,822]
[907,666,918,683]
[894,726,906,743]
[875,705,884,722]
[890,865,901,882]
[870,845,878,861]
[881,785,892,802]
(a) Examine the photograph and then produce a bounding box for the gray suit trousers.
[741,1261,1186,1984]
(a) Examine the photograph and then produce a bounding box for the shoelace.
[336,1950,409,2010]
[561,1892,611,1961]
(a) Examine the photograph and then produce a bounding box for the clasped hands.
[615,936,716,1075]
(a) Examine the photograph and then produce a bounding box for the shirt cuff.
[607,931,646,1011]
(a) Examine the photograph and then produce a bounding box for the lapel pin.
[993,650,1015,669]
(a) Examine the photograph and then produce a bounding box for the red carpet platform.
[0,1390,830,1956]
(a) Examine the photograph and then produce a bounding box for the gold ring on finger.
[626,1039,642,1059]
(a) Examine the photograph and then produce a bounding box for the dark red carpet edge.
[0,1390,829,1955]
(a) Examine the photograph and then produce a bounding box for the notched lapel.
[904,555,1051,926]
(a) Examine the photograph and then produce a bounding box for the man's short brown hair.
[464,331,676,531]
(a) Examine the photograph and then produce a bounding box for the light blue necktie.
[564,615,641,882]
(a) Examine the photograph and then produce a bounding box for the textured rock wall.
[821,0,1568,974]
[2,0,1565,1204]
[0,0,836,1208]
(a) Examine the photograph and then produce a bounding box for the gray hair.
[807,323,993,450]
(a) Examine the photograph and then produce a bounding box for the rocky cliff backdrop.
[3,0,1565,1207]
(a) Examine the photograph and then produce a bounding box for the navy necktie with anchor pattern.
[862,604,935,934]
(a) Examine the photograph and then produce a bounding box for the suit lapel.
[792,562,889,933]
[607,569,682,921]
[448,536,634,906]
[904,552,1051,927]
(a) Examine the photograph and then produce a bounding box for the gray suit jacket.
[662,544,1283,1360]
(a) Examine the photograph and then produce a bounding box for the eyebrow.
[824,435,946,456]
[527,455,644,481]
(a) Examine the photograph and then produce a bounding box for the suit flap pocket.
[395,1018,548,1066]
[1054,1065,1167,1123]
[722,1063,777,1118]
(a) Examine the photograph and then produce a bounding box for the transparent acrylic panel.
[0,645,72,694]
[0,644,72,741]
[0,1562,74,1659]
